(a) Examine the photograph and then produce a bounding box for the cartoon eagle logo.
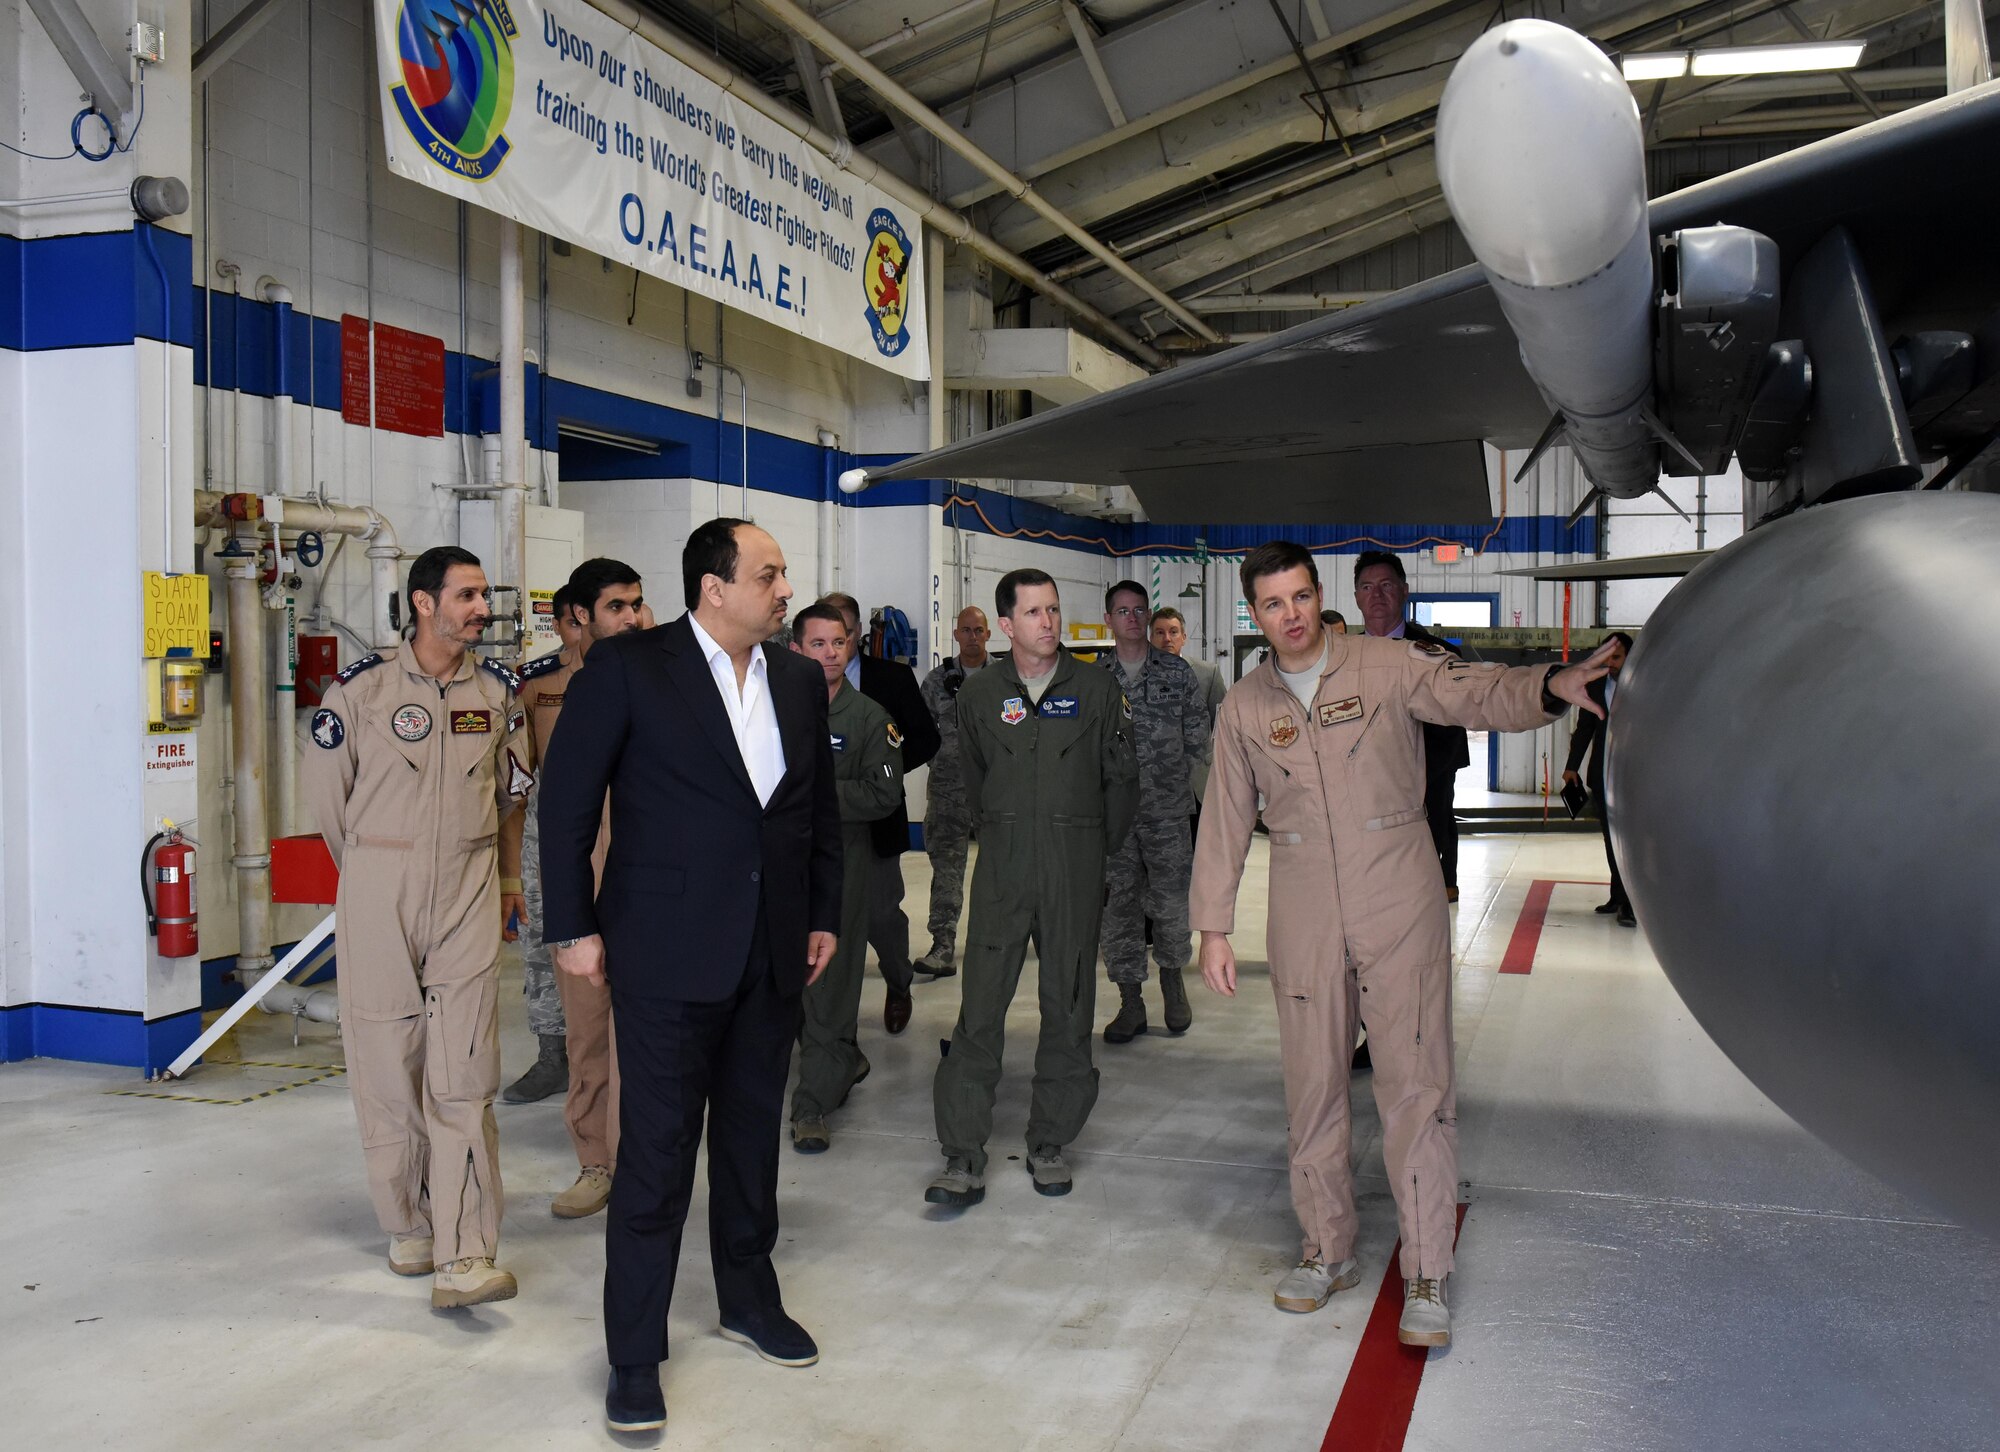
[861,208,914,359]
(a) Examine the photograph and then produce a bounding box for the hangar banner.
[374,0,930,381]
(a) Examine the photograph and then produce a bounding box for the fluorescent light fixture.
[1621,51,1690,81]
[557,421,660,454]
[1688,40,1867,76]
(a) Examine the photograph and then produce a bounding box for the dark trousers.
[1596,790,1628,908]
[868,851,913,993]
[1424,771,1459,890]
[604,924,801,1367]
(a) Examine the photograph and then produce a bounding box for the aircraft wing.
[860,81,2000,524]
[1501,551,1712,581]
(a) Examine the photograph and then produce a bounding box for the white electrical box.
[129,22,165,63]
[458,501,586,660]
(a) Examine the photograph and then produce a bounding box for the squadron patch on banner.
[862,208,914,359]
[1270,715,1299,747]
[388,0,519,181]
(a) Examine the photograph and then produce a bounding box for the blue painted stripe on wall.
[4,248,1596,556]
[0,1002,202,1075]
[0,226,195,350]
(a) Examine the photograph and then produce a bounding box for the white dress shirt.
[688,613,787,807]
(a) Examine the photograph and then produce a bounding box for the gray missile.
[1608,491,2000,1236]
[1437,20,1662,498]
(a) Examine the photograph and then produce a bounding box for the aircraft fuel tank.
[1437,19,1661,497]
[1607,491,2000,1236]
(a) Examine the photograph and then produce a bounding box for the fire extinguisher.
[143,829,199,958]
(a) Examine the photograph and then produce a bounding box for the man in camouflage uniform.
[915,606,990,977]
[1098,580,1210,1044]
[504,582,583,1104]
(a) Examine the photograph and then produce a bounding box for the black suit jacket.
[537,615,842,1002]
[856,654,940,859]
[1402,620,1474,779]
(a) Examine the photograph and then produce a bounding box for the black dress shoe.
[1595,900,1619,915]
[606,1364,665,1433]
[719,1307,820,1366]
[884,988,913,1036]
[1616,904,1637,928]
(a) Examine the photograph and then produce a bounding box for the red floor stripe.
[1319,1204,1470,1452]
[1498,879,1609,975]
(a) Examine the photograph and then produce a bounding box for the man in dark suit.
[819,593,941,1036]
[1354,551,1472,902]
[539,519,842,1434]
[1563,631,1635,926]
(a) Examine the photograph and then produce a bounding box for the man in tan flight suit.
[305,545,534,1310]
[499,558,646,1219]
[1191,540,1613,1348]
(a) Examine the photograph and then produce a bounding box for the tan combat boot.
[388,1235,434,1276]
[431,1257,518,1309]
[553,1165,613,1219]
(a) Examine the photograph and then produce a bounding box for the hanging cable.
[0,79,146,163]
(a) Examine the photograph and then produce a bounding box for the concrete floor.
[4,834,1997,1450]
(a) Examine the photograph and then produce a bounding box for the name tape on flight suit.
[1318,696,1363,726]
[1039,697,1080,718]
[830,732,848,753]
[451,710,493,734]
[392,704,432,741]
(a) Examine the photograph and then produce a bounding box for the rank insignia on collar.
[1001,696,1027,725]
[1319,696,1363,727]
[1270,716,1299,747]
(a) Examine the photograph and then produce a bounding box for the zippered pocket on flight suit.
[1346,703,1385,759]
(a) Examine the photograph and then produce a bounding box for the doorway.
[1410,592,1499,791]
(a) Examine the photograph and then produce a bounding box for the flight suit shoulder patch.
[334,652,382,684]
[481,658,523,693]
[518,651,565,682]
[506,748,535,798]
[1120,692,1132,721]
[1409,640,1450,659]
[310,708,344,749]
[886,720,903,749]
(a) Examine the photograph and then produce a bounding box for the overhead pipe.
[1186,291,1388,312]
[745,0,1222,344]
[577,0,1166,368]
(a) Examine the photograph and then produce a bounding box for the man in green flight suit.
[788,603,905,1154]
[928,569,1139,1207]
